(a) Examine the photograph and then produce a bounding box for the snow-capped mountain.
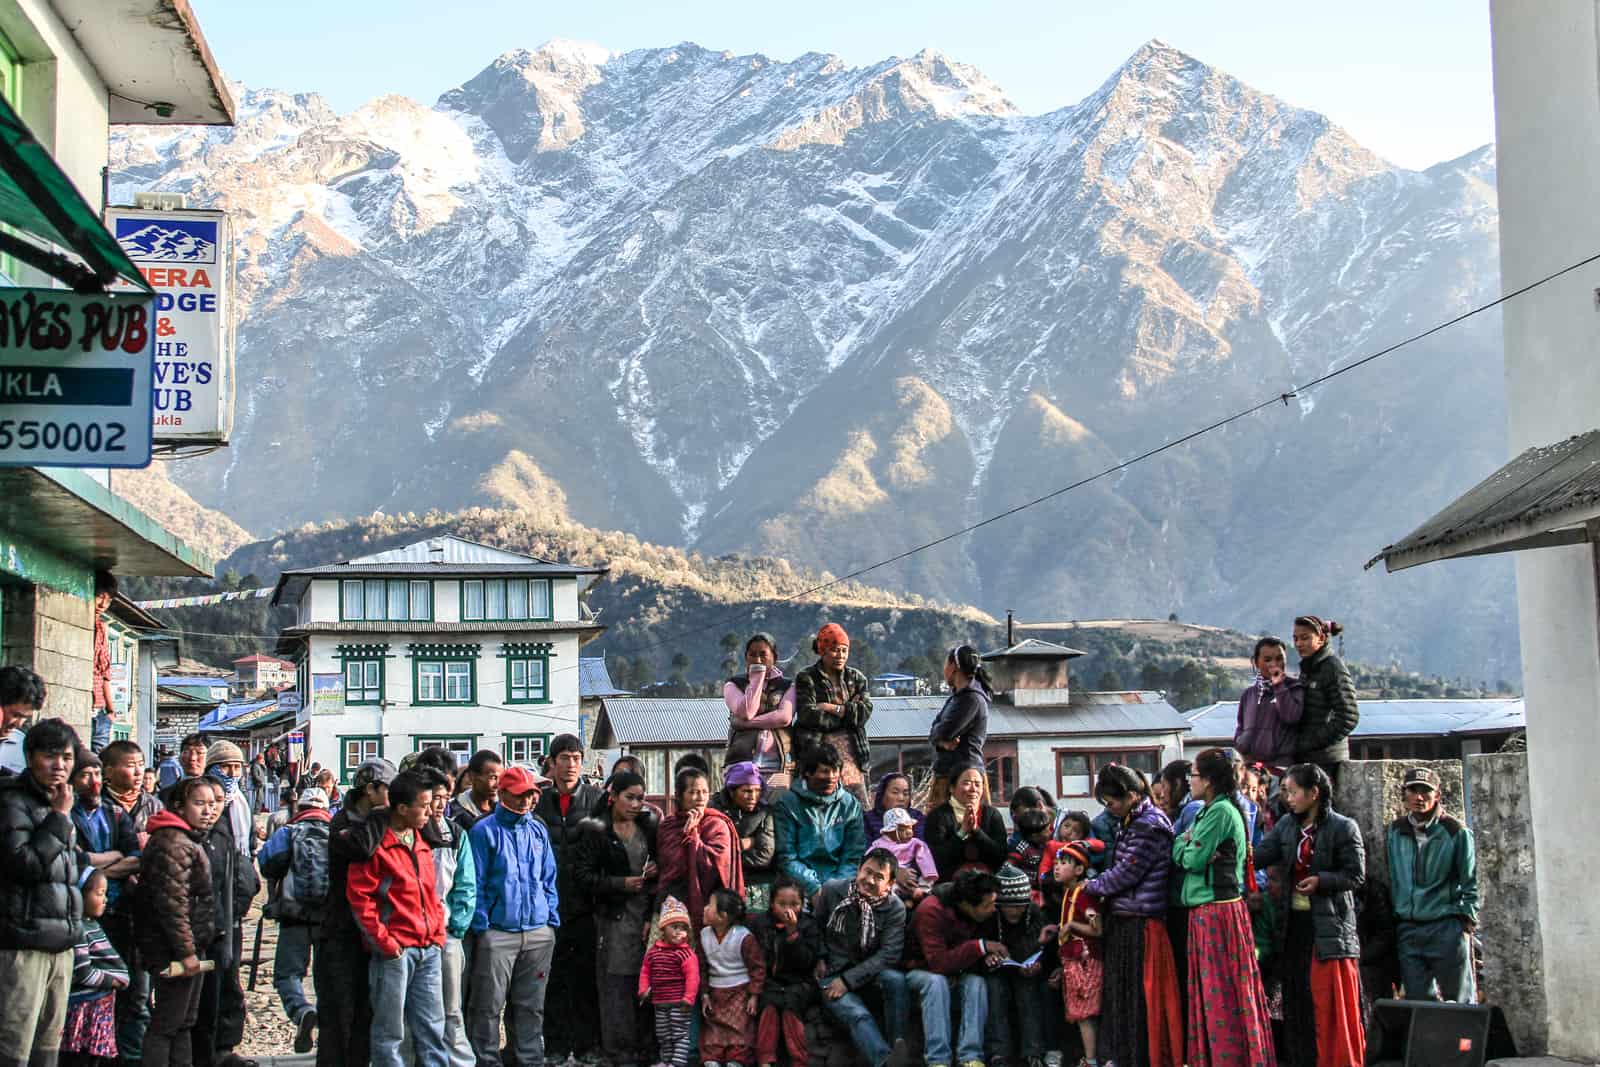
[110,39,1514,682]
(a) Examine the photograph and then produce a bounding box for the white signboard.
[106,207,234,444]
[311,673,344,716]
[0,289,154,467]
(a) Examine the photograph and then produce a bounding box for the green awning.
[0,94,150,292]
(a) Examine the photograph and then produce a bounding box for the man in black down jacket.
[533,734,605,1060]
[315,758,395,1067]
[0,718,82,1066]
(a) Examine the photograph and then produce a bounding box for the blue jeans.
[822,986,892,1067]
[369,945,448,1067]
[985,971,1044,1060]
[879,969,952,1063]
[274,922,314,1023]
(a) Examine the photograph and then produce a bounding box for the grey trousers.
[274,922,314,1023]
[441,938,475,1067]
[468,926,556,1067]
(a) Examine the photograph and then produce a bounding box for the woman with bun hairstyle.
[791,624,873,805]
[723,632,796,787]
[926,644,994,808]
[1083,763,1184,1067]
[1291,617,1359,785]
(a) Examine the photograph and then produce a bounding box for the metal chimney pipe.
[1007,609,1015,647]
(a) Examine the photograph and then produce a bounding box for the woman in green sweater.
[1172,747,1273,1067]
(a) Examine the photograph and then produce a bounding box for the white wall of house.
[1490,3,1600,1057]
[1,1,111,212]
[305,629,583,779]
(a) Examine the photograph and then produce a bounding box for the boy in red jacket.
[346,770,449,1067]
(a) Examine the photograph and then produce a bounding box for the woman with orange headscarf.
[791,623,873,805]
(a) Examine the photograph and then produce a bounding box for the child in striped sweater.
[61,868,129,1066]
[640,896,700,1067]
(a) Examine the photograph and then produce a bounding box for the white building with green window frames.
[269,535,607,783]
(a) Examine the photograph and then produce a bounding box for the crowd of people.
[0,614,1481,1067]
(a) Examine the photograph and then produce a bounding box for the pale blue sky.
[190,1,1493,170]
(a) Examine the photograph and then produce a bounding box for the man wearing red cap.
[466,764,558,1067]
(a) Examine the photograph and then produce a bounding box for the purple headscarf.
[723,761,764,789]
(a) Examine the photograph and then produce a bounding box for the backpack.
[269,819,331,923]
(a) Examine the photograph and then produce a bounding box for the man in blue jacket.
[1386,766,1478,1002]
[467,763,558,1067]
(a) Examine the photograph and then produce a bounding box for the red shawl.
[657,805,744,931]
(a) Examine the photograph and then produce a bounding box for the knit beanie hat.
[997,863,1031,905]
[205,740,245,767]
[658,895,690,929]
[815,623,849,652]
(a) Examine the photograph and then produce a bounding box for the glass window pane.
[463,581,484,620]
[363,661,380,689]
[345,661,361,688]
[388,580,407,620]
[530,580,550,619]
[446,662,471,701]
[511,660,527,687]
[410,581,431,619]
[365,580,384,620]
[1127,750,1159,776]
[486,580,506,620]
[507,580,528,619]
[342,581,364,619]
[419,662,442,701]
[1058,753,1092,796]
[528,659,544,694]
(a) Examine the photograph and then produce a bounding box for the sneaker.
[1045,1055,1063,1067]
[293,1009,317,1054]
[961,1060,987,1067]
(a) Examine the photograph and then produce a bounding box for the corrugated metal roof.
[982,638,1086,659]
[282,620,605,636]
[598,692,1189,747]
[1371,430,1600,572]
[283,562,608,577]
[1184,698,1526,742]
[201,699,276,729]
[579,658,629,699]
[349,536,554,566]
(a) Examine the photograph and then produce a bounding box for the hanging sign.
[106,207,234,445]
[0,288,154,467]
[311,673,344,716]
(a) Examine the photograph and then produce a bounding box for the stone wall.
[1340,756,1546,1057]
[2,583,94,738]
[1468,751,1547,1056]
[1338,759,1464,889]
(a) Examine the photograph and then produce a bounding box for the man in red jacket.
[908,869,1002,1067]
[346,770,448,1067]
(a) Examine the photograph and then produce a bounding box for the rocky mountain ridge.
[110,38,1515,682]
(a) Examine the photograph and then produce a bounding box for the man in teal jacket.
[773,744,867,899]
[1385,767,1478,1002]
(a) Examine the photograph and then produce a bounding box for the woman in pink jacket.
[723,632,796,788]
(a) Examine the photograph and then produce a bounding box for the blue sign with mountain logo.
[114,216,218,264]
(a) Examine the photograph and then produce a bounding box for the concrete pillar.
[1490,2,1600,1057]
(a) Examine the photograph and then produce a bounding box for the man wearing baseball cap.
[467,764,558,1067]
[533,734,604,1061]
[1385,767,1478,1002]
[315,757,397,1067]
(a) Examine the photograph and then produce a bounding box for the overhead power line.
[595,249,1600,660]
[144,250,1600,676]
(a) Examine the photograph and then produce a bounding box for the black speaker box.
[1368,998,1518,1067]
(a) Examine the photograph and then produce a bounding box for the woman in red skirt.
[1173,747,1274,1067]
[1254,763,1367,1066]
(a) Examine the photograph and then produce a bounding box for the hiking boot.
[294,1008,318,1054]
